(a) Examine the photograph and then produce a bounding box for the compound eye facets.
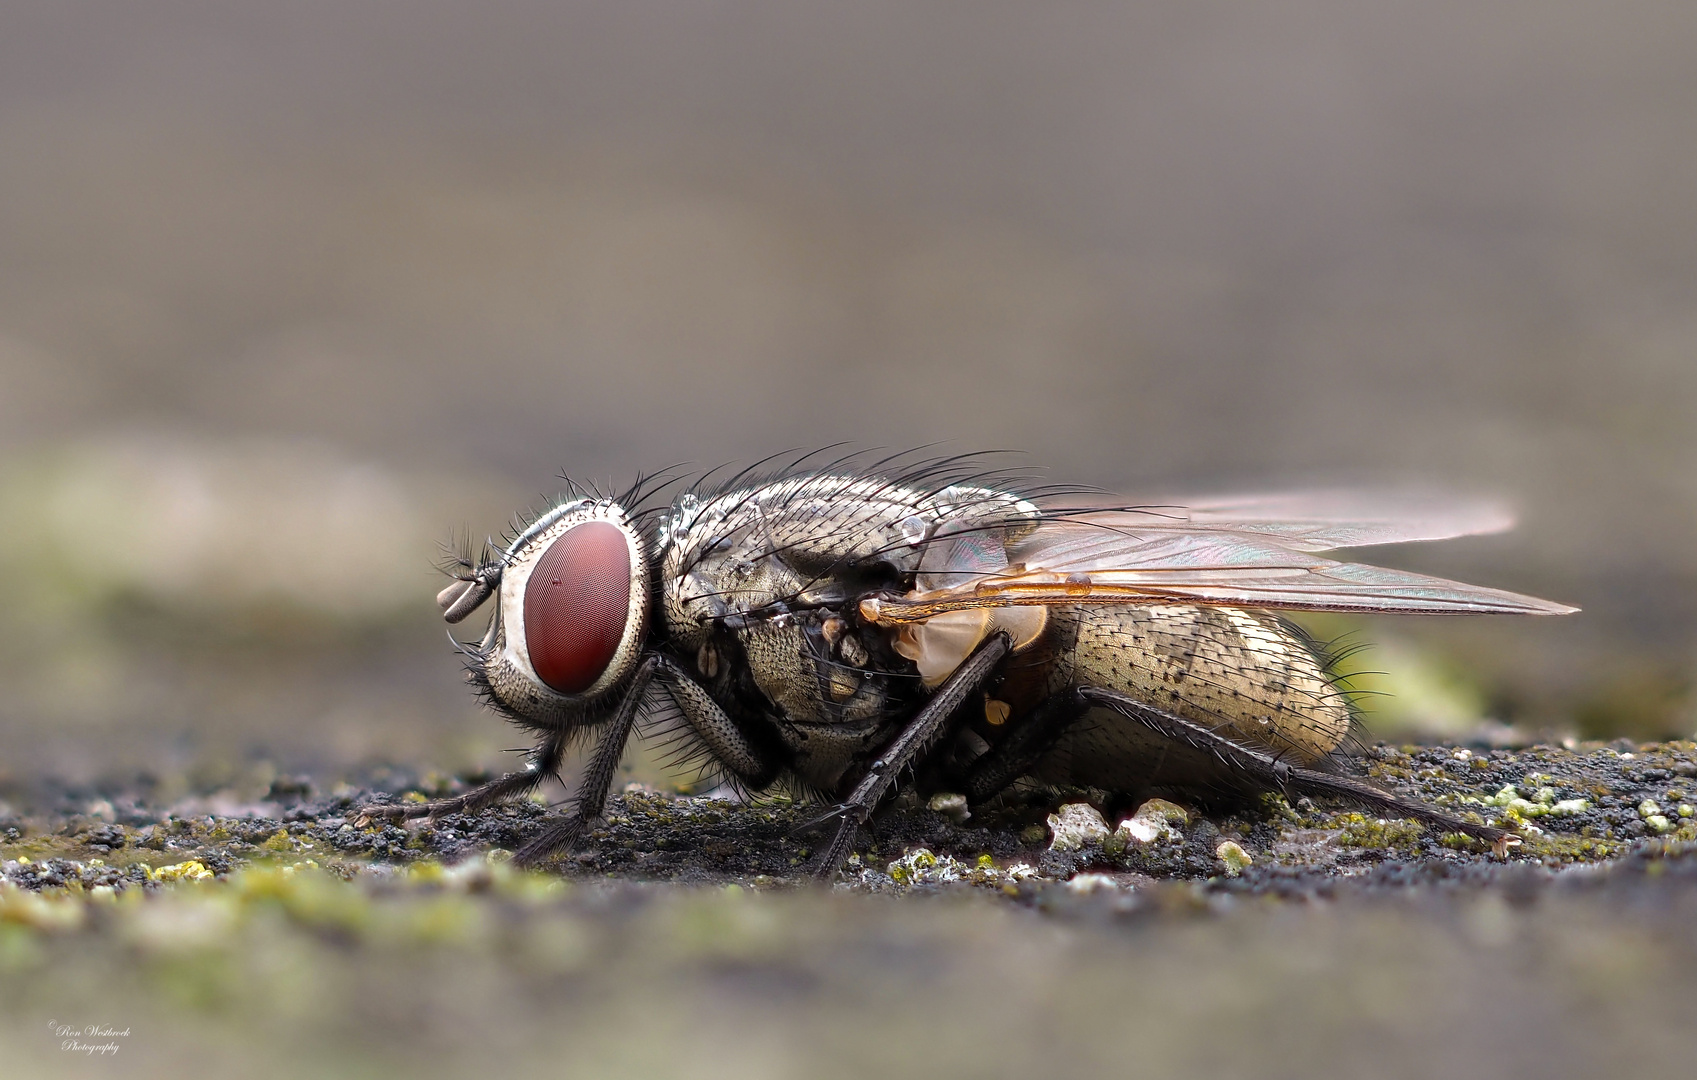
[523,521,632,694]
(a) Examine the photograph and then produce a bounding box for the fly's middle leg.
[805,632,1013,878]
[962,688,1092,805]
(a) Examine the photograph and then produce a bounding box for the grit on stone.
[3,740,1696,1079]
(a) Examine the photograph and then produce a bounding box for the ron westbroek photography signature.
[47,1020,131,1056]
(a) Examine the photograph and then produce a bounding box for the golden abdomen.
[1040,605,1352,787]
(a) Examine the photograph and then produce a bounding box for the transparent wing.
[1033,489,1516,560]
[862,496,1575,625]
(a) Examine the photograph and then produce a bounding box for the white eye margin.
[490,500,650,709]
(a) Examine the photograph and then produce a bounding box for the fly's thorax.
[661,475,1039,568]
[731,609,912,793]
[661,535,809,652]
[651,473,1045,783]
[657,475,1042,646]
[1067,604,1353,764]
[735,611,899,724]
[476,499,650,726]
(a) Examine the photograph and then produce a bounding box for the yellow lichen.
[148,860,214,883]
[0,886,87,932]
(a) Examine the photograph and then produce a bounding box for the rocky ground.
[4,740,1697,1078]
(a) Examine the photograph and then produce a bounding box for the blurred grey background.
[2,1,1694,792]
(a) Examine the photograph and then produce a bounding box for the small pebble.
[1114,800,1188,846]
[1047,804,1109,851]
[927,792,971,824]
[1215,840,1253,876]
[1065,873,1122,894]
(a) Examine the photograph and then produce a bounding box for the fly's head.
[443,498,651,728]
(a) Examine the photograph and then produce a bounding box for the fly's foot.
[804,803,875,880]
[353,791,485,829]
[812,819,868,881]
[352,801,421,828]
[512,816,595,868]
[352,765,557,830]
[792,803,854,837]
[788,802,870,879]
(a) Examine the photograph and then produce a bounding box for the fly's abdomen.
[1067,604,1353,765]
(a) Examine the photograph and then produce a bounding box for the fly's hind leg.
[1075,686,1514,849]
[354,732,568,827]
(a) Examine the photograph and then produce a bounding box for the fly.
[360,451,1577,876]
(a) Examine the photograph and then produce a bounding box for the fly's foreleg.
[514,655,781,866]
[354,731,568,827]
[513,658,659,866]
[1076,686,1514,848]
[807,632,1012,879]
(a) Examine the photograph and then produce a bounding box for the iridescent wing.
[1023,490,1518,560]
[863,492,1577,627]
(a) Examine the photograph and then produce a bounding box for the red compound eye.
[524,521,632,694]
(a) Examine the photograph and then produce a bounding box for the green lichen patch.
[1333,813,1425,853]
